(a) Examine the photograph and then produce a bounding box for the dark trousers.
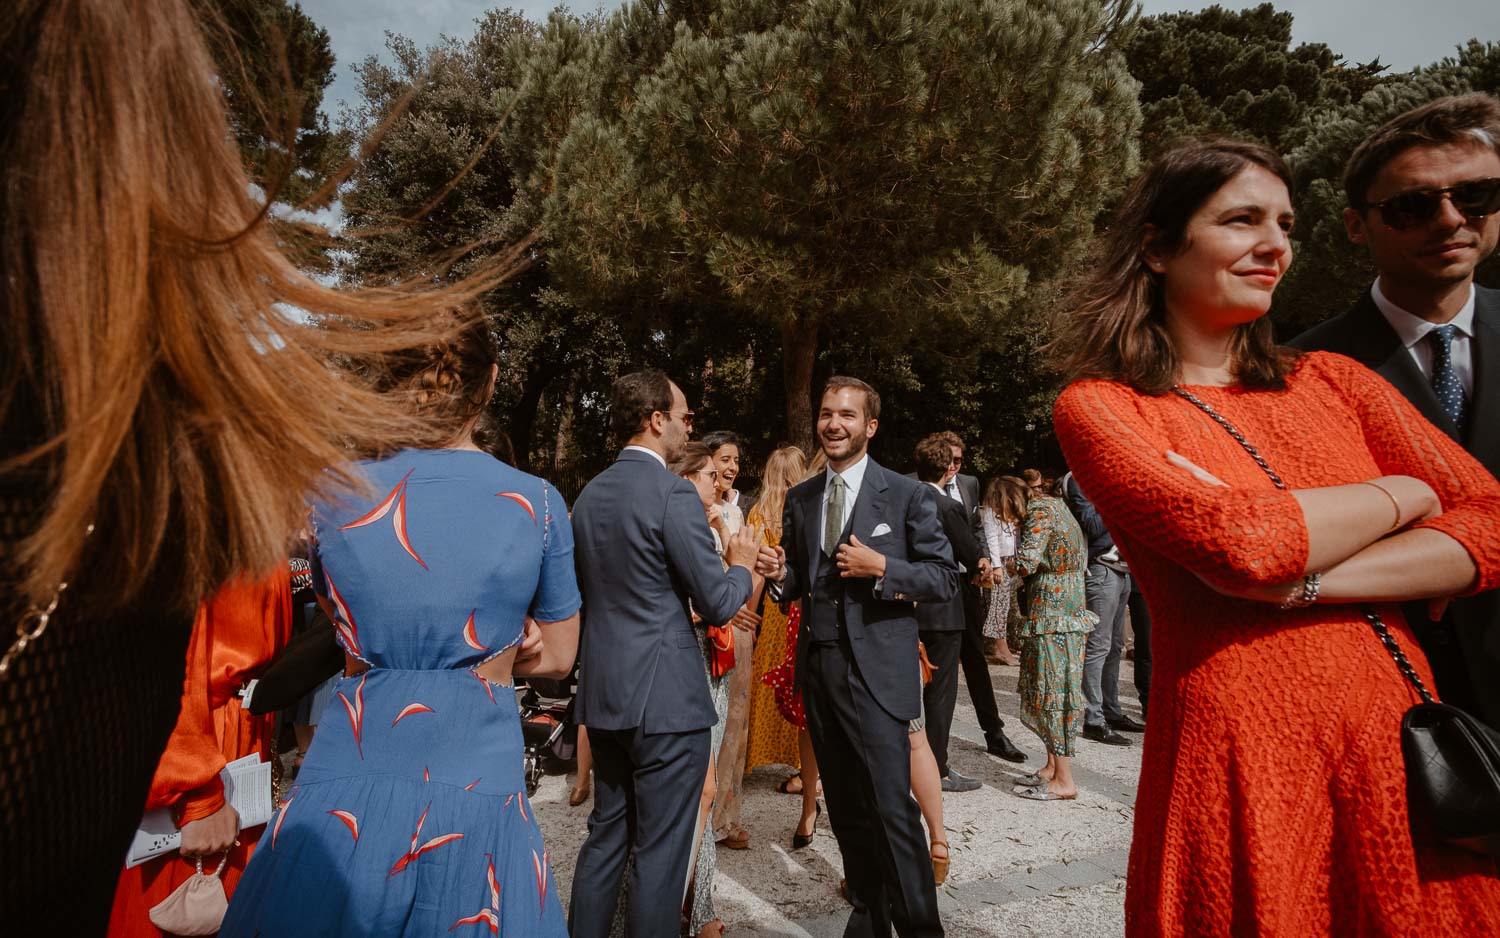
[804,641,943,938]
[1127,587,1152,716]
[569,725,710,938]
[918,629,963,778]
[956,583,1006,741]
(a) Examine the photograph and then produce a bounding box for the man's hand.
[837,535,887,579]
[516,617,544,663]
[179,802,240,859]
[726,523,761,570]
[755,545,787,581]
[729,605,762,633]
[977,557,992,577]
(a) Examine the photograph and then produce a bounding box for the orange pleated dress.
[107,570,292,937]
[1053,352,1500,936]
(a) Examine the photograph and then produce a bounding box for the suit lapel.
[844,459,890,547]
[802,476,826,587]
[1345,292,1461,441]
[1467,287,1500,471]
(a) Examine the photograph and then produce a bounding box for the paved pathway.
[534,660,1144,936]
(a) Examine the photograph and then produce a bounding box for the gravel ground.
[535,659,1144,937]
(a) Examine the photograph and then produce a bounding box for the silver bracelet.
[1280,572,1322,610]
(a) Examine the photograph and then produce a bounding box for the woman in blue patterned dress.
[223,319,581,936]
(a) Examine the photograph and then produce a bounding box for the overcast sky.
[301,0,1499,119]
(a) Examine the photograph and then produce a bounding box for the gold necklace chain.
[0,523,92,680]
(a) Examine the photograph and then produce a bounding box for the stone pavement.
[534,660,1144,936]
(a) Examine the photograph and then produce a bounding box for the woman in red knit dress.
[1051,138,1500,935]
[108,570,293,936]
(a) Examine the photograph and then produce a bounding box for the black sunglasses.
[1367,177,1500,231]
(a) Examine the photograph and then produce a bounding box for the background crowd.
[3,0,1500,936]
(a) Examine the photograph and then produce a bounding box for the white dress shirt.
[622,444,667,468]
[1371,279,1476,397]
[819,453,869,544]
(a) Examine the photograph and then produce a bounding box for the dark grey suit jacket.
[1292,284,1500,723]
[904,471,986,560]
[572,449,752,734]
[916,491,982,633]
[779,459,959,720]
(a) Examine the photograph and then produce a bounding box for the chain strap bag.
[1171,386,1500,858]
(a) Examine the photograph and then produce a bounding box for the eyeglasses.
[1367,177,1500,231]
[694,469,720,482]
[658,409,695,429]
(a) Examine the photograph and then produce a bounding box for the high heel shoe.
[568,779,591,806]
[930,840,951,885]
[791,801,821,849]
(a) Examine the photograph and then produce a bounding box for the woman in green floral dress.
[1006,477,1098,801]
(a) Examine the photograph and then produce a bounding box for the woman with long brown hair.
[2,0,520,928]
[978,475,1027,665]
[1051,138,1500,933]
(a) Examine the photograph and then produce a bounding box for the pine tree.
[539,0,1142,447]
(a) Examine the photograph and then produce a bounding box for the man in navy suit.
[570,370,760,938]
[1293,94,1500,726]
[759,377,957,938]
[912,434,985,793]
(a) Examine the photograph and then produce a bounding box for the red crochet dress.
[1053,352,1500,937]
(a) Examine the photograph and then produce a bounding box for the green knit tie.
[823,474,846,556]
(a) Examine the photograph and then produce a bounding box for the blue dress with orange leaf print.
[222,449,579,937]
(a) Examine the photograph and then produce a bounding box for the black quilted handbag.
[1170,386,1500,859]
[1361,608,1500,857]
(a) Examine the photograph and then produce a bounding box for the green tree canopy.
[1121,2,1386,155]
[539,0,1142,448]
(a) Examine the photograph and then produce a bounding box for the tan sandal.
[930,840,950,885]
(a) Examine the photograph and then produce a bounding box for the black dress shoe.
[1107,714,1146,733]
[940,770,982,792]
[986,733,1027,763]
[1082,723,1131,746]
[791,801,822,848]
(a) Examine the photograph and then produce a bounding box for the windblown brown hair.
[1050,138,1301,395]
[1,0,527,613]
[374,314,499,450]
[982,476,1029,525]
[669,442,716,479]
[752,445,808,540]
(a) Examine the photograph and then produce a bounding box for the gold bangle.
[1362,480,1403,531]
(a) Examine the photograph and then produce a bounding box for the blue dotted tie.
[1428,324,1468,432]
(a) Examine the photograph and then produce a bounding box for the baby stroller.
[516,674,577,797]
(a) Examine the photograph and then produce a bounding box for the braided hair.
[376,312,498,448]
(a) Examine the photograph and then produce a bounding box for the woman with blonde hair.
[742,446,818,842]
[1,0,520,927]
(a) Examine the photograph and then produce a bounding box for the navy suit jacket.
[778,459,959,720]
[1292,284,1500,724]
[572,450,752,733]
[916,489,982,633]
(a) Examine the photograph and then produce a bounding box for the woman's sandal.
[718,824,751,850]
[1013,772,1049,788]
[775,773,803,795]
[1015,787,1077,801]
[930,840,951,886]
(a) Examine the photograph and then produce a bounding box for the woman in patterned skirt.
[1007,477,1097,802]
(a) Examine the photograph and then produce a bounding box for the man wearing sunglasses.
[1294,93,1500,727]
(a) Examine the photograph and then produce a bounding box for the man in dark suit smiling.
[1293,94,1500,724]
[758,376,957,937]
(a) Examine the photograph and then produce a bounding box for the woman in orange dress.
[1050,138,1500,935]
[108,569,293,936]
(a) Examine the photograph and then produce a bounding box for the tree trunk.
[780,317,818,452]
[506,367,550,473]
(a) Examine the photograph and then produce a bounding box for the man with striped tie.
[1293,93,1500,725]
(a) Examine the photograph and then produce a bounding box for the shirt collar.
[926,481,945,494]
[827,453,869,495]
[622,444,667,468]
[1371,279,1477,349]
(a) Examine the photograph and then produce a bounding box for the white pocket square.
[869,523,892,537]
